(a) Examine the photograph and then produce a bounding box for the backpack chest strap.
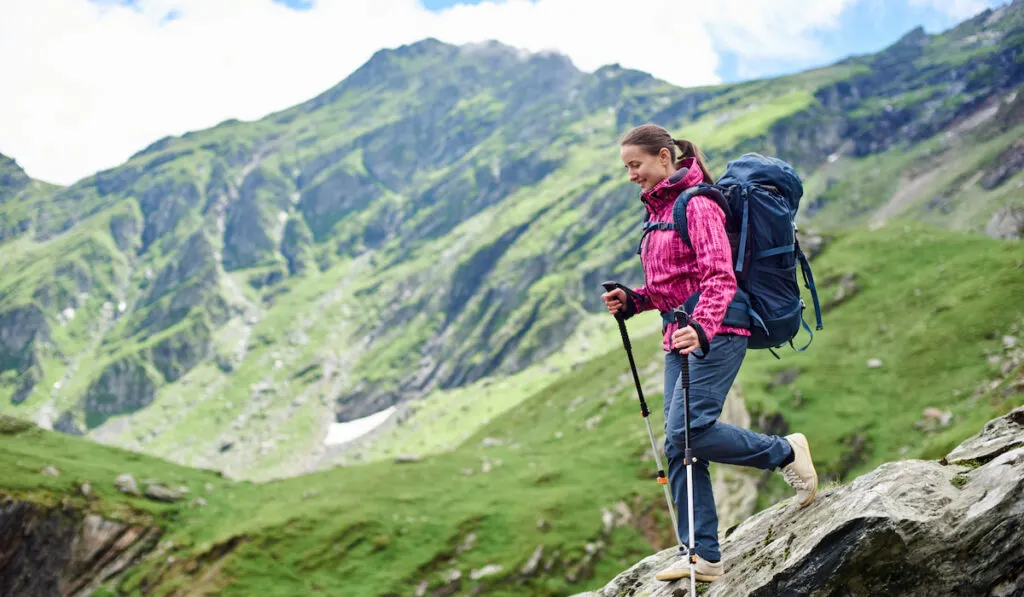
[636,221,676,254]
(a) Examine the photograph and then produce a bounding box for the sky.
[0,0,1009,186]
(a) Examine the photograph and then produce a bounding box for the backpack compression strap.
[795,240,823,331]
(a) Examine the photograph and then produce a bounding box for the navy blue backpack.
[651,153,824,357]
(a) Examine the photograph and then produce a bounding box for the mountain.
[0,2,1022,487]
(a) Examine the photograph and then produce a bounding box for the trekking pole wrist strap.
[601,281,645,319]
[672,308,711,358]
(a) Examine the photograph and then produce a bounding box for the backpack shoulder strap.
[671,184,731,248]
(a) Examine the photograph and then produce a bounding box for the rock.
[84,358,159,428]
[769,368,800,389]
[40,466,60,477]
[0,500,159,597]
[979,140,1024,191]
[80,483,92,497]
[521,545,544,576]
[796,231,829,260]
[0,414,34,435]
[114,474,140,496]
[601,509,615,536]
[1004,335,1018,349]
[584,407,1024,596]
[943,407,1024,466]
[825,272,859,311]
[149,317,213,383]
[922,407,953,427]
[867,358,883,369]
[985,205,1024,240]
[537,519,551,532]
[470,564,503,580]
[145,484,185,503]
[456,532,477,554]
[0,306,50,403]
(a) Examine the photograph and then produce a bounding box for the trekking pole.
[601,282,684,551]
[672,307,701,597]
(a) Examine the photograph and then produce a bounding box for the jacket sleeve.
[685,195,737,341]
[630,284,655,314]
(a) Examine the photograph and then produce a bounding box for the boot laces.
[782,466,808,490]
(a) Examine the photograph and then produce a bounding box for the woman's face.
[620,144,672,192]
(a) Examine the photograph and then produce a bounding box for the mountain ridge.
[0,2,1021,482]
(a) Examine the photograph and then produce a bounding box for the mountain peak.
[0,152,31,195]
[391,37,457,57]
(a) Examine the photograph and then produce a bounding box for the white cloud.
[0,0,856,186]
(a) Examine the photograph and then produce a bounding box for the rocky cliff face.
[0,499,161,597]
[574,407,1024,597]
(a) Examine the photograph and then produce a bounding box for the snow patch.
[324,406,397,446]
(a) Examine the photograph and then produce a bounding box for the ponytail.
[671,138,715,184]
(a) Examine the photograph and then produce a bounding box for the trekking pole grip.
[672,308,711,359]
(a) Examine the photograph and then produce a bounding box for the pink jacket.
[632,157,749,351]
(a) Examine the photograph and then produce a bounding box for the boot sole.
[655,570,722,582]
[790,433,818,507]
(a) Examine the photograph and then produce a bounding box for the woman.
[601,123,818,583]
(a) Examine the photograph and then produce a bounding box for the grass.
[682,90,817,152]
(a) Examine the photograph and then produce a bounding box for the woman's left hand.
[671,325,701,354]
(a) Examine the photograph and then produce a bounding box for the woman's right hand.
[601,288,627,315]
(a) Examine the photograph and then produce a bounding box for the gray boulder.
[576,406,1024,596]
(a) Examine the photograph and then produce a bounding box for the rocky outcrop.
[574,407,1024,596]
[1,305,50,403]
[83,316,212,427]
[137,178,202,251]
[223,166,292,271]
[84,357,159,428]
[986,205,1024,240]
[0,499,162,597]
[297,164,379,242]
[108,207,142,253]
[145,231,217,306]
[136,231,228,335]
[0,152,31,199]
[980,140,1024,190]
[280,215,314,275]
[149,317,213,383]
[0,305,50,364]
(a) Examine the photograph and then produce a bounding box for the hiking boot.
[782,432,818,506]
[654,554,723,582]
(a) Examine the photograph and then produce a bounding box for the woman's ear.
[660,147,672,167]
